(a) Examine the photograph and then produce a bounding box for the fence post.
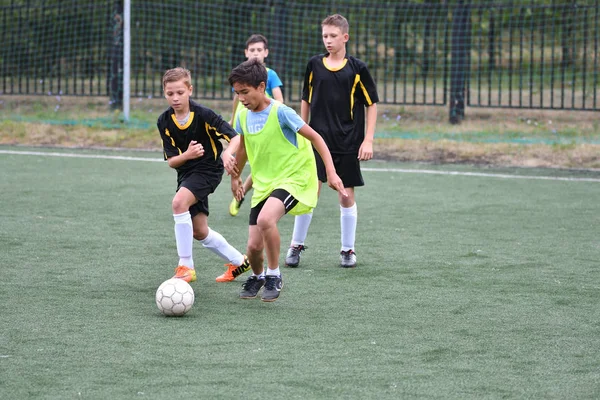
[271,0,290,91]
[110,0,124,110]
[123,0,130,121]
[449,0,471,124]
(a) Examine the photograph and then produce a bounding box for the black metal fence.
[1,0,598,121]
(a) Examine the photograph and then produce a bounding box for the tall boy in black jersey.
[285,14,379,269]
[157,67,250,283]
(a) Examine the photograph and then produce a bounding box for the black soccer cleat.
[239,275,265,299]
[261,275,283,302]
[285,245,307,268]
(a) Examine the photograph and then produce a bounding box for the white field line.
[0,149,163,163]
[1,149,599,183]
[361,167,600,182]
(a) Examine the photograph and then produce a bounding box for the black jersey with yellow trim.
[302,54,379,154]
[157,99,237,174]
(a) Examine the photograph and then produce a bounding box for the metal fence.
[1,0,598,121]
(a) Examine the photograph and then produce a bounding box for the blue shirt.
[265,68,283,98]
[235,100,305,147]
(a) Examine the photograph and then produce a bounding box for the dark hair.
[246,34,268,49]
[228,59,268,88]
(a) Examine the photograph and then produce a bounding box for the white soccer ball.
[155,278,195,316]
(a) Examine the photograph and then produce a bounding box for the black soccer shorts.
[314,150,364,188]
[248,189,299,226]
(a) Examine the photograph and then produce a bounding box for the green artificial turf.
[0,148,599,399]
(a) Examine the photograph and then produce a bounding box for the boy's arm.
[268,69,284,103]
[222,135,241,176]
[231,138,248,201]
[358,103,377,161]
[157,117,205,168]
[230,95,239,125]
[356,60,379,160]
[166,140,204,169]
[300,100,310,123]
[272,86,284,103]
[232,138,248,177]
[297,124,347,197]
[300,60,313,123]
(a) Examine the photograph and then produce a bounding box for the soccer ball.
[155,278,195,316]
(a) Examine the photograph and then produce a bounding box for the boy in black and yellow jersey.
[157,67,250,283]
[285,14,379,269]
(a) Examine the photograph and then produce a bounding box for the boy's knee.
[172,198,188,214]
[247,239,263,255]
[256,217,276,232]
[193,231,206,241]
[193,226,208,241]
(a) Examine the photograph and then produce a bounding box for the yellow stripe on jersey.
[350,74,361,120]
[209,126,231,143]
[205,123,218,160]
[164,128,182,155]
[308,71,314,104]
[359,80,373,105]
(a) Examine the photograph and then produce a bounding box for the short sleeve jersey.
[157,99,237,175]
[265,67,283,98]
[234,100,305,146]
[236,100,318,214]
[302,54,379,154]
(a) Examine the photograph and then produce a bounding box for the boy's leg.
[241,189,296,301]
[259,192,296,302]
[285,181,321,267]
[198,228,244,264]
[285,214,312,267]
[239,216,266,299]
[171,187,198,282]
[336,154,363,268]
[340,188,357,268]
[243,175,253,193]
[257,197,286,270]
[188,213,250,282]
[174,170,239,282]
[246,225,264,276]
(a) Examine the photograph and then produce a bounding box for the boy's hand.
[231,176,244,200]
[186,140,204,159]
[327,173,348,197]
[358,140,373,161]
[222,150,238,176]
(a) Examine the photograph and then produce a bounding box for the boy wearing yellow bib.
[226,34,284,219]
[226,59,346,302]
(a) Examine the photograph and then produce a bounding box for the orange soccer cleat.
[215,256,251,282]
[172,266,197,283]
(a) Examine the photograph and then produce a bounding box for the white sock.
[200,228,244,266]
[340,204,357,252]
[290,212,313,246]
[173,211,194,268]
[253,271,265,279]
[266,267,280,277]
